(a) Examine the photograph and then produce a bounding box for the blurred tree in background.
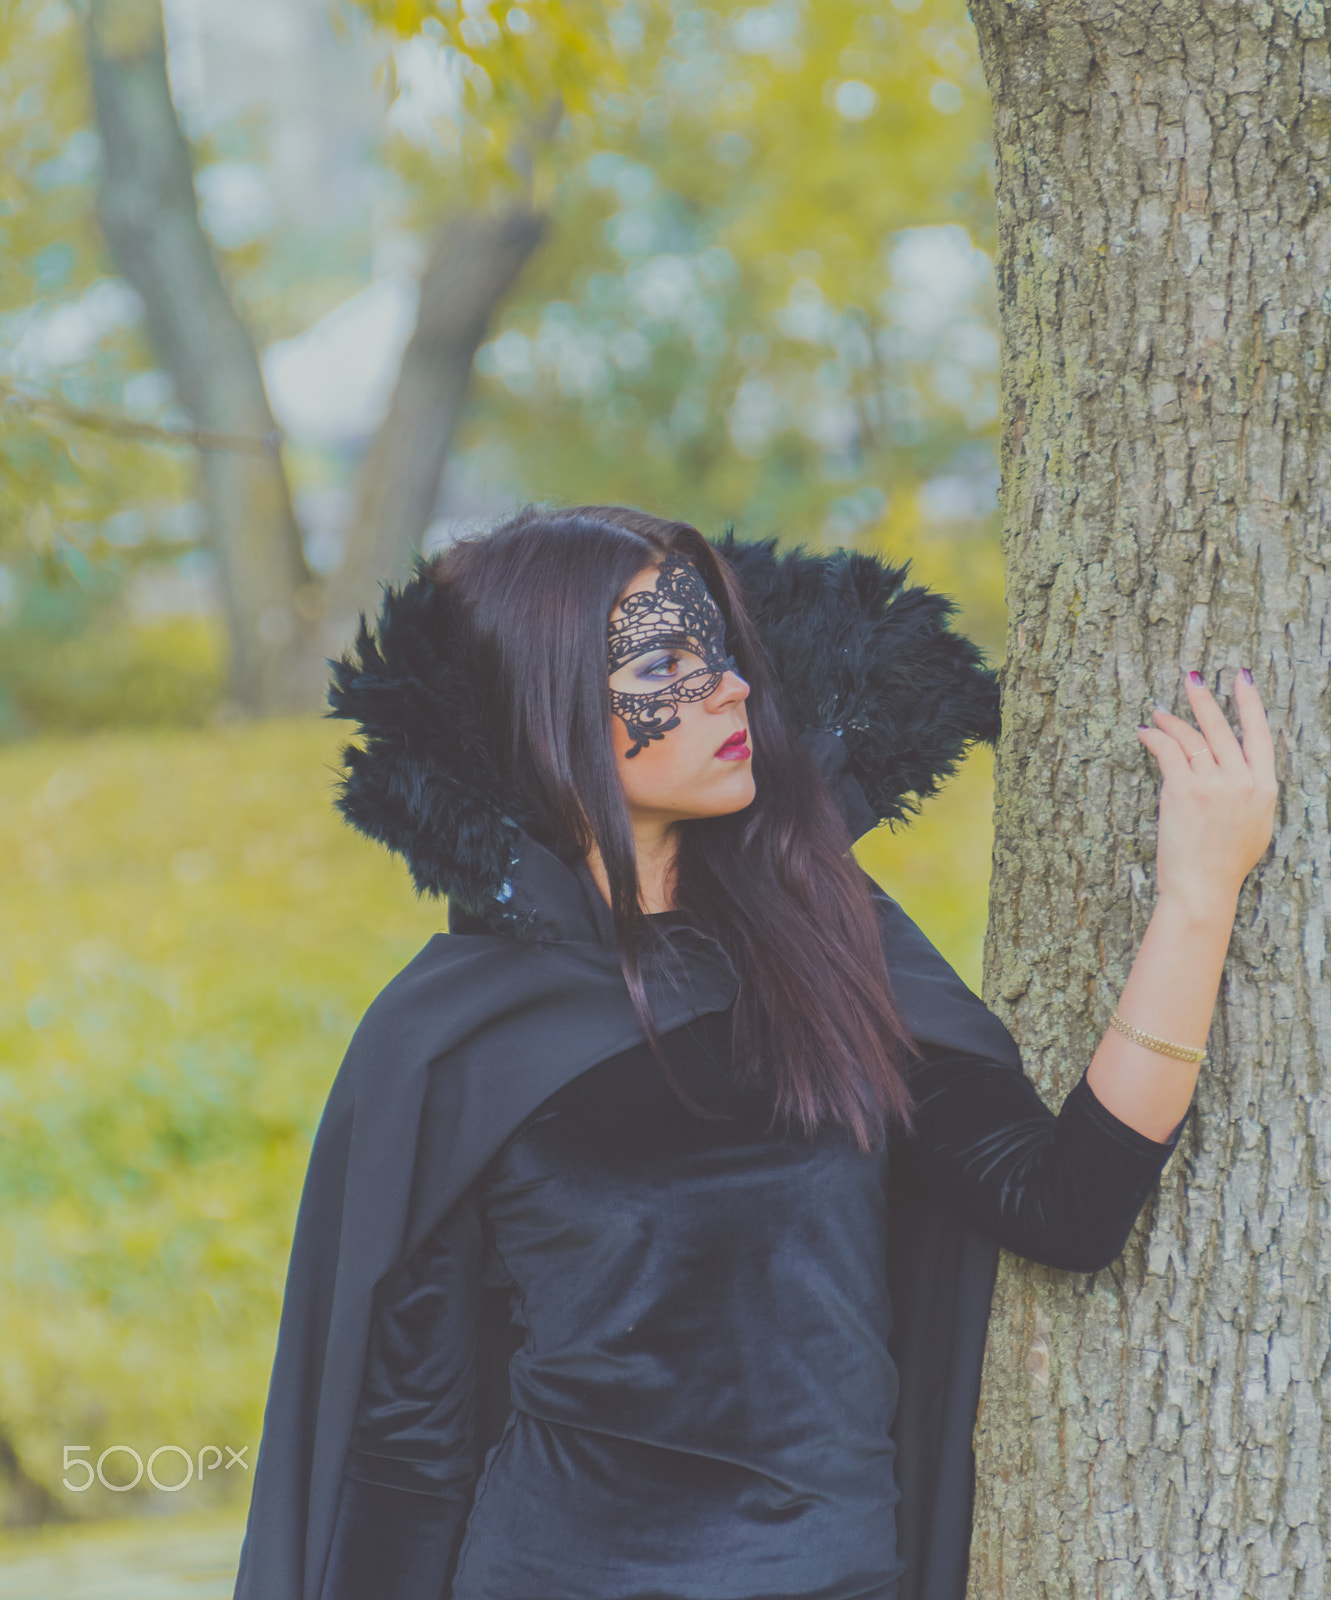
[371,0,1004,647]
[86,0,325,714]
[0,0,214,736]
[1,0,1003,729]
[411,6,992,502]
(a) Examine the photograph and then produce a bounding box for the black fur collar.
[326,532,1000,932]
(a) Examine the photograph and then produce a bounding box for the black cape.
[234,537,1021,1600]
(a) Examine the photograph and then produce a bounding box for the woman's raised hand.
[1136,670,1278,919]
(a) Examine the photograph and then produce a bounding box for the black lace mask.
[607,553,741,758]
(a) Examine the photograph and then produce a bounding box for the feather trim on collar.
[325,533,1000,933]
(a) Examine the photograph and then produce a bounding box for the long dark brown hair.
[429,504,919,1151]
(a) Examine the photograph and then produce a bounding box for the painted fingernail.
[1187,670,1203,686]
[1240,666,1253,685]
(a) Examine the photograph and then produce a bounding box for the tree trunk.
[966,2,1330,1595]
[86,0,323,714]
[320,207,545,652]
[85,2,545,706]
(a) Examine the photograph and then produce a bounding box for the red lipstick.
[715,729,751,759]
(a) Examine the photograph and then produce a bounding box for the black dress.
[321,992,1182,1600]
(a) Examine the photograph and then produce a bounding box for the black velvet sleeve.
[901,1042,1189,1274]
[321,1187,484,1600]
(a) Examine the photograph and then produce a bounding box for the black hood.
[325,531,1000,935]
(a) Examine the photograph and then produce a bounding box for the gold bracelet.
[1109,1012,1207,1064]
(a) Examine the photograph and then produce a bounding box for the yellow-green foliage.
[0,716,992,1522]
[854,742,995,993]
[366,0,999,561]
[0,719,444,1520]
[0,0,190,568]
[0,614,226,738]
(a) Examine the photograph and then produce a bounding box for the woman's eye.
[643,653,682,679]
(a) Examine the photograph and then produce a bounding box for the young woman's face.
[606,560,756,825]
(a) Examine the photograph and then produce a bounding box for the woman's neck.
[583,818,679,915]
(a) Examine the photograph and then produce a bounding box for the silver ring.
[1186,746,1212,761]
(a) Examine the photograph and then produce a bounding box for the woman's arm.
[901,1043,1185,1273]
[899,668,1278,1271]
[1083,893,1231,1143]
[1084,669,1277,1143]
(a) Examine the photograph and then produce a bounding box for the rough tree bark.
[966,3,1330,1596]
[320,208,546,652]
[86,0,324,714]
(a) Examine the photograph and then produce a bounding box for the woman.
[233,504,1275,1600]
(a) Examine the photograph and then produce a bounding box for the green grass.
[0,615,226,740]
[0,1507,245,1599]
[0,719,445,1525]
[0,718,993,1531]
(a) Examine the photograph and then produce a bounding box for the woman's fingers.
[1233,670,1278,785]
[1149,706,1227,780]
[1137,722,1192,785]
[1172,672,1247,770]
[1137,670,1279,903]
[1151,670,1277,786]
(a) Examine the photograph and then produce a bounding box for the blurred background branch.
[320,204,548,643]
[0,374,281,451]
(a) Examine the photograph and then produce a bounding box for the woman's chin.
[691,774,757,818]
